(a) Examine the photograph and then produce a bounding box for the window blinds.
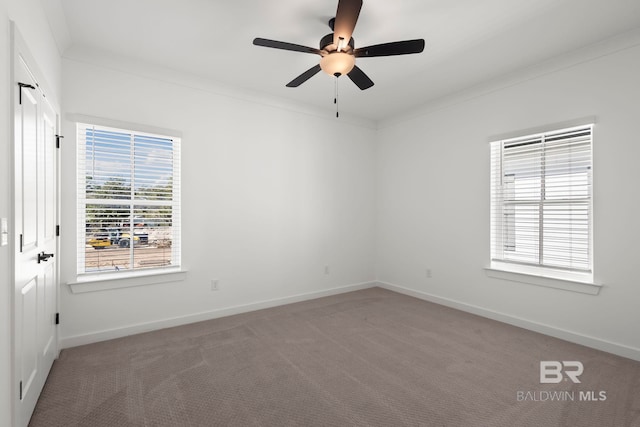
[490,125,592,272]
[77,124,181,275]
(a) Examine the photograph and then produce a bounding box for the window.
[77,123,181,276]
[490,124,592,277]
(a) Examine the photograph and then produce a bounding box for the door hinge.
[55,134,64,149]
[19,381,23,400]
[56,225,60,236]
[55,313,60,325]
[19,234,23,253]
[18,82,36,105]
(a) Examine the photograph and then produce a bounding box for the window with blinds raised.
[77,123,181,275]
[490,124,592,276]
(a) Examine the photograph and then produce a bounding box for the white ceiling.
[47,0,640,121]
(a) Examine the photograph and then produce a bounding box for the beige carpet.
[30,288,640,426]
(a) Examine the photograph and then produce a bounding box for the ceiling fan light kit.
[320,52,356,76]
[253,0,425,96]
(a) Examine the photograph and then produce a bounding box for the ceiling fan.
[253,0,425,90]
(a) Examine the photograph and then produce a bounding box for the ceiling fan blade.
[347,65,374,90]
[286,64,322,87]
[253,38,322,55]
[333,0,362,47]
[354,39,425,58]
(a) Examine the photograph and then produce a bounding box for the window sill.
[68,268,188,294]
[484,263,602,295]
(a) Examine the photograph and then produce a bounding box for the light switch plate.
[1,218,7,246]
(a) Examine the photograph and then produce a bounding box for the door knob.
[37,252,54,263]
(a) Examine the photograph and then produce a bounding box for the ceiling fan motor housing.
[320,33,354,53]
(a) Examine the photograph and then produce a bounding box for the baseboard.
[61,279,640,362]
[376,281,640,362]
[60,281,376,349]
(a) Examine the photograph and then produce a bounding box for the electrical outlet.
[324,265,330,275]
[426,268,432,278]
[211,279,219,291]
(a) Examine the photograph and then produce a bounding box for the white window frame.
[488,123,599,293]
[74,118,182,288]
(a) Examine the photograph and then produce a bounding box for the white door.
[14,49,59,427]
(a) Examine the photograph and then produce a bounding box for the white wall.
[0,0,61,425]
[57,29,640,361]
[376,38,640,359]
[59,57,377,345]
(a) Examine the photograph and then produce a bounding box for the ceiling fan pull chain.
[335,75,340,118]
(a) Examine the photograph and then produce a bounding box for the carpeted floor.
[30,287,640,426]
